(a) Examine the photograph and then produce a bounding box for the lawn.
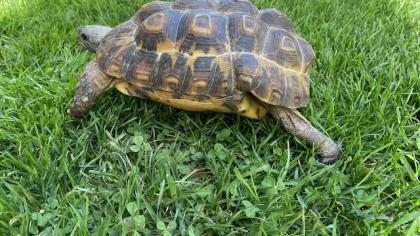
[0,0,419,235]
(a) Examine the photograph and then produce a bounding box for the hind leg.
[68,61,115,118]
[268,106,340,164]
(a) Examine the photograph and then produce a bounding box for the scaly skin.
[69,25,115,117]
[68,61,115,118]
[268,106,340,164]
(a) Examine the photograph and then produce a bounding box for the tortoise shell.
[96,0,315,118]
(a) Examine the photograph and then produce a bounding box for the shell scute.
[176,11,230,55]
[135,9,184,52]
[124,49,158,86]
[258,9,294,32]
[132,1,173,23]
[172,0,218,10]
[151,52,189,92]
[262,29,303,71]
[248,59,309,108]
[218,0,259,15]
[228,13,268,53]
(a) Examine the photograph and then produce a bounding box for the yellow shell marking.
[280,36,296,51]
[240,75,253,86]
[156,40,176,53]
[191,14,212,36]
[190,48,219,56]
[144,13,166,32]
[166,76,179,87]
[242,15,257,34]
[114,82,268,119]
[194,80,208,88]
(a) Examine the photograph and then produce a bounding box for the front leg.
[268,106,340,164]
[68,61,115,118]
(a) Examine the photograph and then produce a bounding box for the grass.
[0,0,419,235]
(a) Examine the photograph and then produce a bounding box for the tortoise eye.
[81,33,89,41]
[280,36,296,51]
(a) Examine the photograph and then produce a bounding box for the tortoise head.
[77,25,113,52]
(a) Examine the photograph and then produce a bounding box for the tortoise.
[69,0,340,163]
